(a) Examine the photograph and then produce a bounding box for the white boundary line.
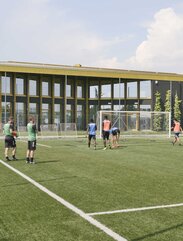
[87,203,183,216]
[0,160,127,241]
[18,140,52,148]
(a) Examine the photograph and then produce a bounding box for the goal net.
[16,114,38,137]
[97,110,171,137]
[40,123,77,138]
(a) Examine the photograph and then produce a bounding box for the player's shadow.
[132,222,183,241]
[0,182,29,188]
[38,176,77,183]
[37,159,61,164]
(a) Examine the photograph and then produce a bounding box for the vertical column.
[39,75,42,126]
[74,77,77,125]
[85,77,89,128]
[13,73,16,127]
[64,75,67,124]
[26,74,30,123]
[0,73,2,123]
[51,76,54,124]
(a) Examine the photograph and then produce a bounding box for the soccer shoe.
[103,147,107,150]
[6,157,11,161]
[30,161,35,164]
[12,156,18,161]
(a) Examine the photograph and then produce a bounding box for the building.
[0,61,183,130]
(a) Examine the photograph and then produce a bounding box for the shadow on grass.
[37,160,61,164]
[38,176,78,183]
[132,222,183,241]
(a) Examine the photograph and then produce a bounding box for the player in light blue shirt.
[87,119,97,150]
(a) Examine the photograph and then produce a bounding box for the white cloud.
[123,8,183,73]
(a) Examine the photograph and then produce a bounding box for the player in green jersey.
[26,116,37,164]
[3,117,18,161]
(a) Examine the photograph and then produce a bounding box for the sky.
[1,0,183,73]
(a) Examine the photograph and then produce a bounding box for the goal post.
[97,110,171,138]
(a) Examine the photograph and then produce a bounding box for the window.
[29,80,37,96]
[42,104,50,124]
[1,76,11,94]
[127,82,137,98]
[54,83,60,97]
[16,77,24,95]
[101,84,111,98]
[140,81,151,98]
[16,103,25,126]
[66,84,72,97]
[77,86,82,98]
[2,102,11,123]
[113,105,125,111]
[89,105,98,121]
[42,81,49,96]
[66,104,72,122]
[54,104,60,124]
[77,105,83,130]
[29,103,37,114]
[114,83,124,98]
[90,85,98,98]
[140,105,151,111]
[100,104,111,110]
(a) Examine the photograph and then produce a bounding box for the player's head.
[104,115,108,120]
[90,118,94,123]
[29,116,35,123]
[8,117,14,124]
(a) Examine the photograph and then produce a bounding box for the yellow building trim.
[0,61,183,82]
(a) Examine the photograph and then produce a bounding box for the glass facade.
[42,81,49,96]
[2,102,11,123]
[0,68,159,130]
[29,80,37,96]
[1,76,11,94]
[16,102,25,126]
[16,77,24,95]
[140,81,151,98]
[54,83,60,97]
[127,82,137,98]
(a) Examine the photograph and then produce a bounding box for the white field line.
[19,140,52,148]
[87,203,183,216]
[0,160,127,241]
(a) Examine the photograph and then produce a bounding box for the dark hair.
[90,118,94,123]
[104,115,108,119]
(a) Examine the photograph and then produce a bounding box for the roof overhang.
[0,61,183,82]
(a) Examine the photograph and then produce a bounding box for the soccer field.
[1,137,183,241]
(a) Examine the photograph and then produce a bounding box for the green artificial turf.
[0,137,183,241]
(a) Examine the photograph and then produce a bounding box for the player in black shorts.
[110,127,120,148]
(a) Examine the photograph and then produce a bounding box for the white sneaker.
[103,147,107,150]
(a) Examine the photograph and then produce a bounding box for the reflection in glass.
[127,82,137,98]
[16,78,24,95]
[140,81,151,98]
[29,80,37,96]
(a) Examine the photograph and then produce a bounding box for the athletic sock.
[30,158,34,163]
[26,157,30,163]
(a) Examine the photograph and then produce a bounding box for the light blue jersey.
[88,123,97,135]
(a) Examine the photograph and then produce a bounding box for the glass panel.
[77,86,82,98]
[90,85,98,98]
[77,105,83,130]
[42,81,49,96]
[16,103,25,126]
[140,81,151,98]
[54,104,60,124]
[1,76,11,94]
[101,84,111,98]
[29,80,37,96]
[54,83,60,97]
[126,104,138,111]
[89,105,98,121]
[66,84,71,97]
[29,103,37,114]
[101,104,111,110]
[66,104,72,122]
[114,83,124,98]
[127,82,137,98]
[16,78,24,95]
[2,102,11,123]
[42,103,49,124]
[140,105,151,111]
[113,105,125,111]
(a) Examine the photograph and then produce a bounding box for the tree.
[164,90,171,131]
[173,93,181,122]
[153,91,162,131]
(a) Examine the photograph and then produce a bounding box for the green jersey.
[3,123,13,136]
[27,122,37,141]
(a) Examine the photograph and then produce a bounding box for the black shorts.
[112,129,120,136]
[88,135,96,141]
[5,136,16,148]
[28,140,37,150]
[102,131,110,140]
[175,132,180,138]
